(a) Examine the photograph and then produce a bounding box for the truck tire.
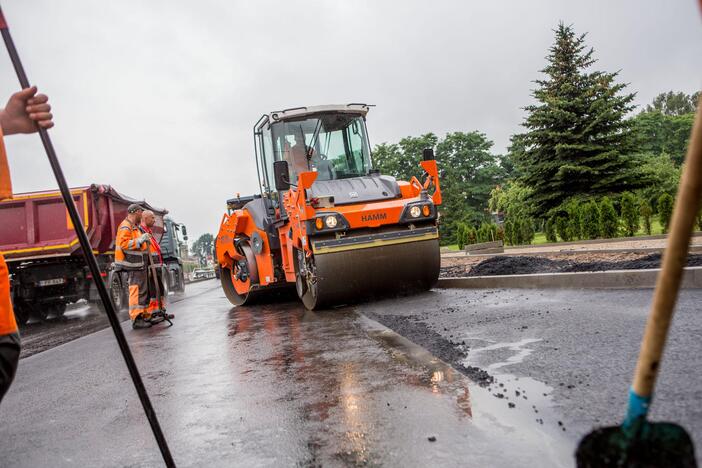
[13,303,29,326]
[161,270,170,297]
[176,270,185,294]
[28,302,49,321]
[109,272,127,312]
[52,303,67,318]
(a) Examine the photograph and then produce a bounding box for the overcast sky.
[1,1,700,242]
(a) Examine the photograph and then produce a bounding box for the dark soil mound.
[562,253,702,272]
[467,256,572,276]
[456,253,702,277]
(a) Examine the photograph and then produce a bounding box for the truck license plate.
[38,278,66,287]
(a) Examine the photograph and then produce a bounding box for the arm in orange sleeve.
[0,125,13,201]
[116,224,136,251]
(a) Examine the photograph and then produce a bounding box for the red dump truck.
[0,184,168,325]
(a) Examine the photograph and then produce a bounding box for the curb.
[436,266,702,290]
[184,277,216,285]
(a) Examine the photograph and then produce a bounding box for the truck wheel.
[29,302,49,321]
[178,270,186,292]
[52,303,67,317]
[162,273,170,297]
[110,273,126,311]
[13,303,30,326]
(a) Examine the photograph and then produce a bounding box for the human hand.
[0,86,54,135]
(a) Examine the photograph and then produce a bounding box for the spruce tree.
[518,23,639,214]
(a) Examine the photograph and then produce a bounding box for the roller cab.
[216,104,442,310]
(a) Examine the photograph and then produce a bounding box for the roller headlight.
[325,216,338,228]
[409,206,422,218]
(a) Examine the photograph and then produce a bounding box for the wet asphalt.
[0,282,577,467]
[17,279,218,358]
[360,288,702,465]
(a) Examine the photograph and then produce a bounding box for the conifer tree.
[518,23,639,214]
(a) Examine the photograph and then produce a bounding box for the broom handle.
[626,95,702,425]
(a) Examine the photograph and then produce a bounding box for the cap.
[127,204,144,214]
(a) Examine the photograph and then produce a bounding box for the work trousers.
[0,253,19,403]
[147,264,166,314]
[0,333,20,403]
[128,268,151,321]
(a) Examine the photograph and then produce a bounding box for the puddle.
[469,338,542,370]
[461,336,573,462]
[361,314,572,466]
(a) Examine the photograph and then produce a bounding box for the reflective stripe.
[127,240,136,249]
[118,226,131,231]
[116,260,145,268]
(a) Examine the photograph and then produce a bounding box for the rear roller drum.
[221,242,259,306]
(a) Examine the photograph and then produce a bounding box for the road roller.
[215,104,442,310]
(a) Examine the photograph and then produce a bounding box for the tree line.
[372,22,700,246]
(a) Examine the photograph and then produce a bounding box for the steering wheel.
[311,152,328,164]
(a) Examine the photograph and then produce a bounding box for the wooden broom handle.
[632,95,702,397]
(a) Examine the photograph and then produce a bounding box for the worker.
[0,86,54,402]
[140,210,172,319]
[287,134,311,176]
[115,204,152,329]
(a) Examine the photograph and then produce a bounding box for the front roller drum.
[298,238,440,310]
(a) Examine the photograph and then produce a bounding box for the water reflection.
[226,304,475,447]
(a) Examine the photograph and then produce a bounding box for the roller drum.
[301,238,439,309]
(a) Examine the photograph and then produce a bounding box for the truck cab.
[159,217,187,294]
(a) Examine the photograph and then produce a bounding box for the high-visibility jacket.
[140,223,163,264]
[0,126,17,335]
[115,220,148,270]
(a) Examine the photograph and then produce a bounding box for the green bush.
[581,200,600,239]
[657,193,674,233]
[456,223,467,250]
[620,192,639,237]
[545,217,557,242]
[640,200,653,235]
[504,220,514,245]
[555,215,573,242]
[476,223,498,243]
[567,202,583,240]
[466,226,478,245]
[599,196,619,238]
[696,207,702,232]
[519,218,535,245]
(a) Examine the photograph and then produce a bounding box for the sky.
[1,0,700,243]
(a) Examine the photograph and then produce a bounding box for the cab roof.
[268,103,372,123]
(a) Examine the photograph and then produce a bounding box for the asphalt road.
[360,288,702,465]
[1,285,572,468]
[1,285,699,466]
[17,279,219,358]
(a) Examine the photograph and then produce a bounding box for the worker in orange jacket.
[0,86,54,402]
[140,209,172,319]
[115,204,153,329]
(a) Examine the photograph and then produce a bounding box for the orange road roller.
[215,104,442,310]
